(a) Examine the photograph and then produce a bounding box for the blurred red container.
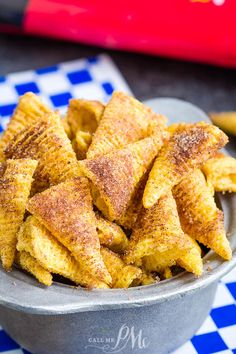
[1,0,236,67]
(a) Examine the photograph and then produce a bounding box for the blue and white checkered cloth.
[0,54,235,354]
[0,54,131,131]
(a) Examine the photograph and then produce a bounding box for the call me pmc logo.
[85,324,150,353]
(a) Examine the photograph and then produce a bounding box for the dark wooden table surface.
[0,33,235,153]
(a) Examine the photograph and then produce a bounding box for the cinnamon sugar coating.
[143,122,228,208]
[124,191,193,265]
[27,177,111,284]
[87,91,167,159]
[0,158,37,270]
[79,132,167,221]
[5,112,81,193]
[173,169,232,260]
[0,92,52,162]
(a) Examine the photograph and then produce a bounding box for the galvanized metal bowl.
[0,98,235,354]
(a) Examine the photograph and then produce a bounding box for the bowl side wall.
[0,282,217,354]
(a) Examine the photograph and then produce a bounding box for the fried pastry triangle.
[142,249,179,274]
[5,112,81,193]
[16,251,53,286]
[101,247,142,288]
[209,111,236,137]
[173,169,232,260]
[202,152,236,193]
[61,117,72,139]
[143,122,228,208]
[79,133,167,220]
[117,171,149,229]
[66,98,104,138]
[17,216,108,288]
[27,177,111,284]
[0,92,52,161]
[177,238,203,277]
[139,272,159,286]
[143,236,202,277]
[72,130,92,160]
[87,91,166,159]
[96,212,128,252]
[0,158,37,270]
[124,191,192,265]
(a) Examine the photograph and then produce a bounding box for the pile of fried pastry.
[0,91,235,289]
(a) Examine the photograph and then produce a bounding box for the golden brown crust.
[79,133,167,221]
[87,91,166,159]
[0,159,38,270]
[101,247,142,288]
[27,177,111,284]
[117,170,149,229]
[5,112,81,193]
[17,216,108,288]
[139,272,159,286]
[202,153,236,193]
[167,123,188,136]
[209,111,236,136]
[66,99,104,159]
[95,212,128,252]
[147,115,168,136]
[142,249,178,275]
[16,251,53,286]
[173,169,232,260]
[72,130,92,160]
[61,117,72,139]
[124,191,192,265]
[143,122,228,208]
[80,151,134,220]
[177,238,203,277]
[66,98,104,138]
[143,236,203,277]
[0,163,6,178]
[0,93,52,162]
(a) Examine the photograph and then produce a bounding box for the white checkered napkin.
[0,54,132,131]
[0,55,236,354]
